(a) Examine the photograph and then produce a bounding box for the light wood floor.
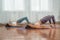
[0,24,60,40]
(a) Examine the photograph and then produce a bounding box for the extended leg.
[17,17,30,23]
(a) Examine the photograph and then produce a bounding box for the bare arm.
[28,24,41,28]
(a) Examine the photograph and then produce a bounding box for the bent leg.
[17,17,30,23]
[51,15,56,28]
[51,15,55,24]
[49,19,51,24]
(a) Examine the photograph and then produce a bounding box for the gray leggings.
[17,17,30,23]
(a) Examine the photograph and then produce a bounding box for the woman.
[6,15,56,28]
[25,15,56,29]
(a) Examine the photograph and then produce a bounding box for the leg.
[48,16,54,28]
[17,17,30,23]
[51,15,56,28]
[51,15,55,24]
[49,19,51,24]
[49,19,53,28]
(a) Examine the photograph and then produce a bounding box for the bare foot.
[50,24,54,28]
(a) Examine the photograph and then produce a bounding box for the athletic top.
[40,15,52,24]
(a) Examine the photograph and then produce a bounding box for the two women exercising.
[6,15,56,28]
[17,15,55,28]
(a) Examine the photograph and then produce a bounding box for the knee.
[24,17,27,19]
[51,15,54,18]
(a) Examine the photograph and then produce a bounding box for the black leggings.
[49,15,55,24]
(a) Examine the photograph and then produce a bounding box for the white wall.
[0,0,3,23]
[53,0,60,22]
[0,0,60,23]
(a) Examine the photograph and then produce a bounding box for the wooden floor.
[0,24,60,40]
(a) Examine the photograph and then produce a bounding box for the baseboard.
[56,21,60,24]
[0,23,6,26]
